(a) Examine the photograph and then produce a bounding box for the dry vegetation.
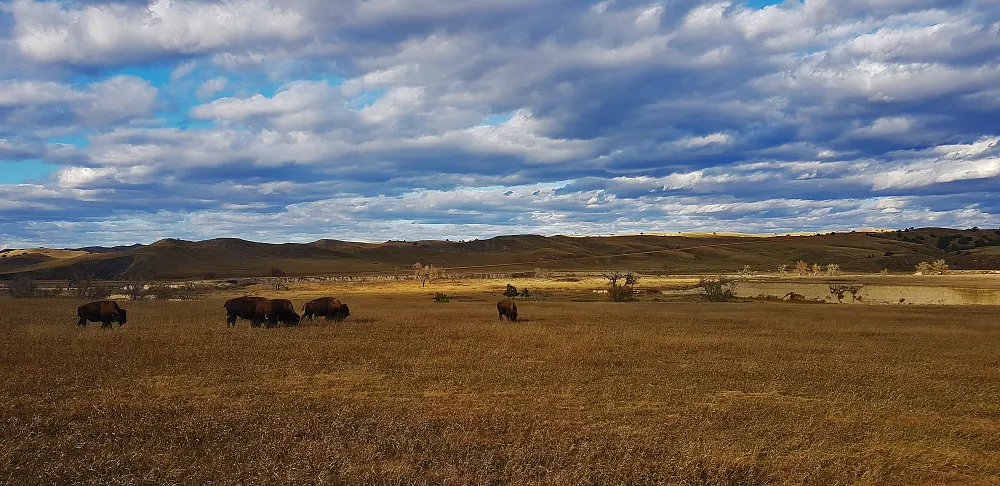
[1,286,999,485]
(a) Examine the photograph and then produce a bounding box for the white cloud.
[195,76,229,100]
[10,0,309,65]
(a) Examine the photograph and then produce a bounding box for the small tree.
[503,284,519,299]
[810,263,822,276]
[8,274,37,298]
[916,259,949,275]
[739,264,755,278]
[698,276,738,302]
[826,263,841,276]
[122,269,149,301]
[777,264,788,275]
[604,270,639,302]
[67,267,100,298]
[795,260,809,276]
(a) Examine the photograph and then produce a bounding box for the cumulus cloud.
[2,0,1000,245]
[9,0,309,65]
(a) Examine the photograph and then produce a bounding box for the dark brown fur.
[302,297,350,322]
[497,299,517,322]
[253,299,300,327]
[77,300,127,329]
[224,296,267,327]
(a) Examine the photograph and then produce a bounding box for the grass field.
[1,290,999,484]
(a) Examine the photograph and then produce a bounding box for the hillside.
[2,228,1000,280]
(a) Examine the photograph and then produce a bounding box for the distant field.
[1,288,998,484]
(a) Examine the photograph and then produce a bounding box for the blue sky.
[1,0,999,247]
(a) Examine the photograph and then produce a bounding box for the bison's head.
[116,308,127,325]
[340,304,350,319]
[286,312,301,326]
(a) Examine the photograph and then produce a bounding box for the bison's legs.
[101,319,112,329]
[77,317,87,327]
[226,313,237,327]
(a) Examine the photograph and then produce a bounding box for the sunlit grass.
[1,294,998,484]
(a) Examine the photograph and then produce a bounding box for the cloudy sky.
[1,0,999,247]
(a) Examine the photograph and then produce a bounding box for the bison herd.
[223,296,351,327]
[75,297,521,329]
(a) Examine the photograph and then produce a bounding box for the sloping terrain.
[2,228,999,280]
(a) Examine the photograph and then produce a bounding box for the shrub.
[433,292,450,303]
[916,259,949,275]
[810,263,822,276]
[269,268,287,277]
[777,264,788,275]
[826,263,841,276]
[794,260,808,276]
[8,274,37,298]
[698,276,738,302]
[604,270,639,302]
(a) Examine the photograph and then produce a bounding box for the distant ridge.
[70,244,145,254]
[2,228,999,280]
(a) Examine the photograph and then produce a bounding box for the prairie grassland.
[1,294,999,485]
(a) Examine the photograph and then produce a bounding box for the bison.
[224,296,268,327]
[253,298,300,327]
[77,300,127,329]
[497,299,518,322]
[301,297,350,322]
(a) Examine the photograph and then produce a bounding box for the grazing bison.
[301,297,350,322]
[253,298,300,327]
[77,300,127,329]
[497,299,518,322]
[224,296,268,327]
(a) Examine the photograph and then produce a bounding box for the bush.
[826,263,841,276]
[269,268,287,277]
[698,276,738,302]
[8,275,37,298]
[604,270,639,302]
[794,260,808,276]
[916,259,949,275]
[433,292,450,303]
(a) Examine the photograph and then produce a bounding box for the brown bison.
[497,299,517,321]
[224,296,268,327]
[301,297,350,322]
[77,300,127,329]
[253,298,300,327]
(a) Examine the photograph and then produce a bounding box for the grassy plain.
[1,285,999,484]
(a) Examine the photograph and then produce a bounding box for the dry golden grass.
[1,291,999,485]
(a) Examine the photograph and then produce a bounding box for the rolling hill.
[2,228,1000,280]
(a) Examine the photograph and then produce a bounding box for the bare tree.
[67,267,97,298]
[604,270,639,302]
[122,265,151,301]
[8,274,37,298]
